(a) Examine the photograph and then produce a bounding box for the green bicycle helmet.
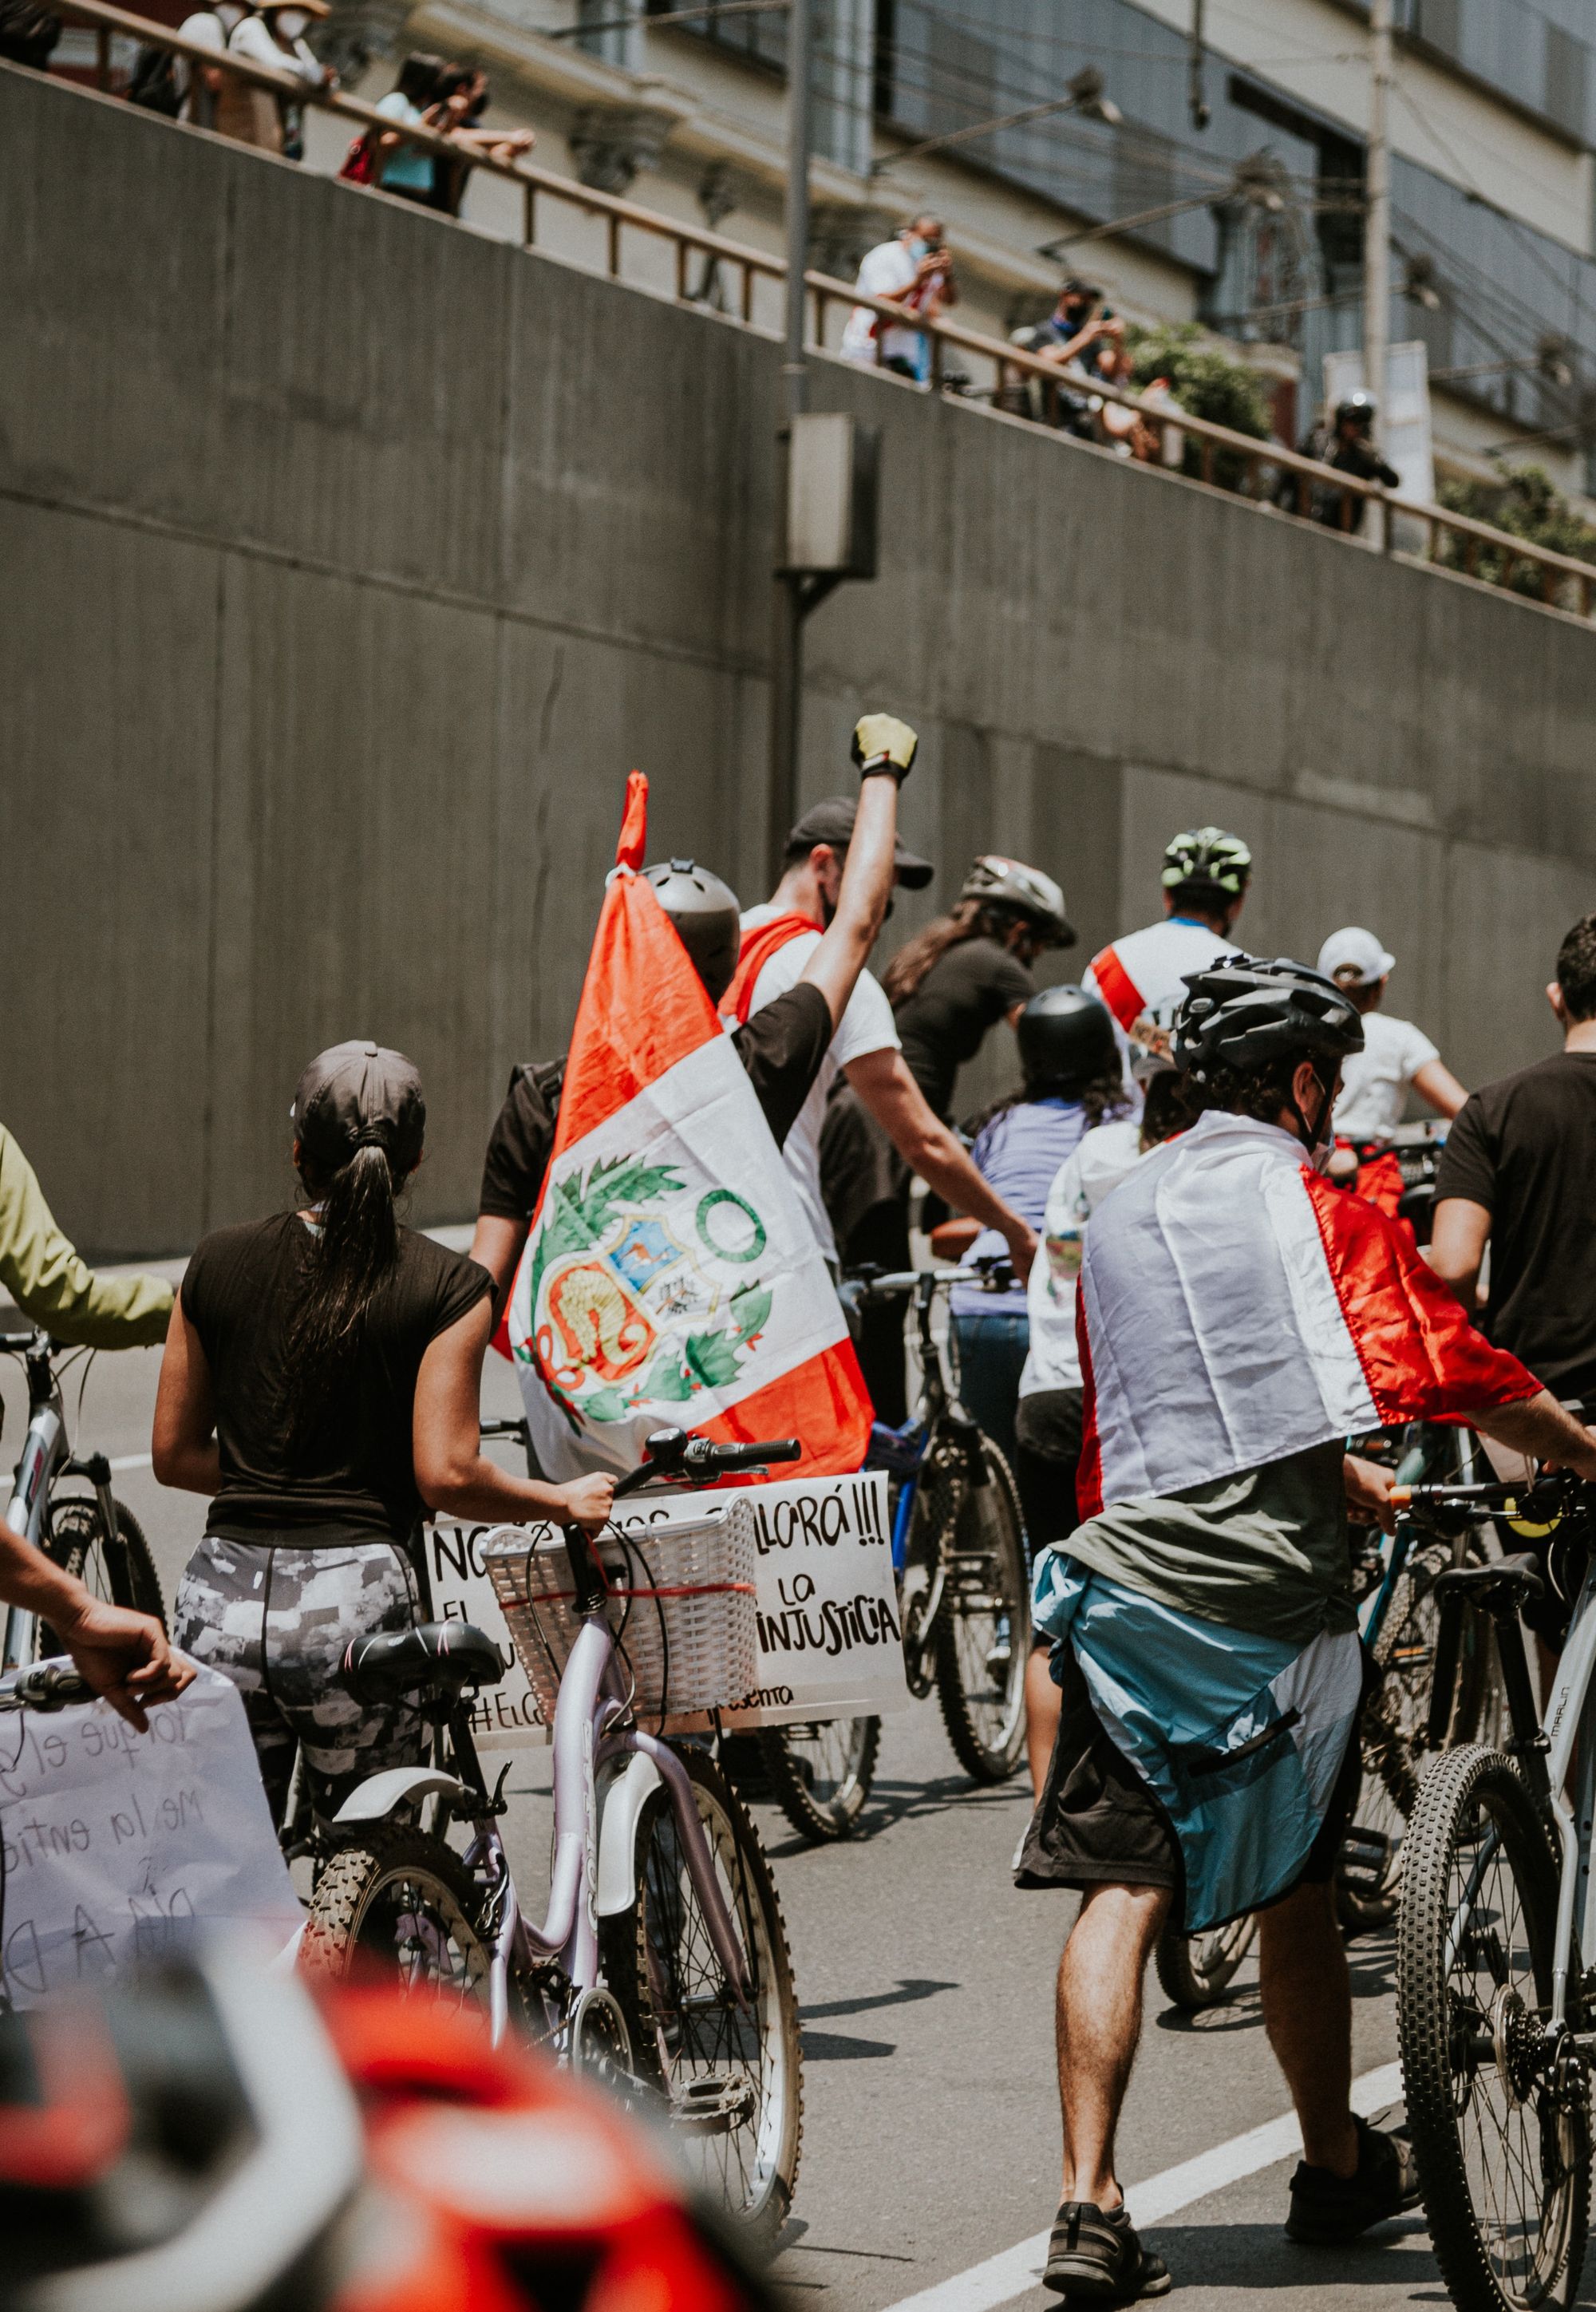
[1161,827,1253,903]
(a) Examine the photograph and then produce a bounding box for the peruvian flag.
[1074,1108,1540,1516]
[506,774,872,1483]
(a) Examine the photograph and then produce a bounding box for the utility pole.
[768,0,813,879]
[1364,0,1393,434]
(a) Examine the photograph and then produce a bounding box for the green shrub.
[1435,464,1596,601]
[1124,322,1272,491]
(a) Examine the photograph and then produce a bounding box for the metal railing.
[30,0,1596,623]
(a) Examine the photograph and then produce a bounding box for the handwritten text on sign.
[0,1666,303,2008]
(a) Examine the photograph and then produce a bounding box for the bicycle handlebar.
[611,1426,803,1499]
[1391,1474,1596,1513]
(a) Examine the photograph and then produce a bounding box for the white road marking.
[108,1452,152,1472]
[875,2061,1404,2312]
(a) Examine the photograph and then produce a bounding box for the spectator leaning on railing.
[172,0,250,128]
[219,0,334,157]
[840,215,957,383]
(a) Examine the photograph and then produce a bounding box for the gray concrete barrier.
[3,63,1594,1254]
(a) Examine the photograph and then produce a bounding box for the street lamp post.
[1364,0,1393,541]
[768,0,813,879]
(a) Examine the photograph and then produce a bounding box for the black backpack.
[127,38,181,114]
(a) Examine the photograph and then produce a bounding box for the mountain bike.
[299,1425,804,2241]
[0,1330,164,1673]
[1392,1469,1596,2312]
[1156,1417,1503,2010]
[742,1263,1029,1846]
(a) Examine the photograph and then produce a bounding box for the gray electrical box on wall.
[783,412,880,577]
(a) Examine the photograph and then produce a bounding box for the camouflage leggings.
[173,1532,425,1824]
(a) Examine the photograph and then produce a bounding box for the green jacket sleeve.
[0,1127,174,1349]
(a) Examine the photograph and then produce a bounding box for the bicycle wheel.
[600,1746,801,2242]
[756,1718,880,1844]
[1155,1912,1258,2010]
[301,1825,491,2013]
[40,1496,164,1654]
[1365,1534,1498,1816]
[1335,1754,1407,1932]
[1398,1745,1590,2312]
[933,1441,1029,1783]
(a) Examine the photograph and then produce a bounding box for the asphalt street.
[12,1287,1596,2312]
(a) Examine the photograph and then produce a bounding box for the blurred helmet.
[960,856,1075,947]
[1016,986,1117,1093]
[1173,954,1364,1083]
[1334,389,1377,432]
[1160,826,1253,903]
[642,858,741,1003]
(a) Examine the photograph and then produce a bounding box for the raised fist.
[852,713,918,781]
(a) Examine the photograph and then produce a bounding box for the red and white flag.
[507,774,871,1482]
[1075,1109,1540,1516]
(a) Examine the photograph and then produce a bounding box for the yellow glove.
[851,713,918,781]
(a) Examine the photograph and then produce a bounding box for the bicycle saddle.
[1432,1552,1545,1607]
[342,1621,506,1704]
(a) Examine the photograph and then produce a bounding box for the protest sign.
[0,1666,303,2008]
[426,1522,549,1752]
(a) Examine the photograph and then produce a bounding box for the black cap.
[291,1040,426,1172]
[785,796,934,889]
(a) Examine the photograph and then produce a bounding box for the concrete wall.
[5,64,1596,1253]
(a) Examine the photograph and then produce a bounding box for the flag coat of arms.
[1075,1106,1541,1515]
[508,774,871,1482]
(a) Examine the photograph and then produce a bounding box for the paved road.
[13,1310,1594,2312]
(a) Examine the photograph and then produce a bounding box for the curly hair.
[1557,915,1596,1023]
[964,1072,1130,1140]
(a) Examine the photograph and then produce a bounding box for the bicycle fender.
[331,1768,472,1824]
[595,1751,662,1917]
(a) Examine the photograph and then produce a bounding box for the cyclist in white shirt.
[727,797,1037,1280]
[1317,927,1467,1143]
[1083,827,1252,1090]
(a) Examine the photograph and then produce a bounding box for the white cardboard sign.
[0,1666,303,2008]
[434,1471,910,1741]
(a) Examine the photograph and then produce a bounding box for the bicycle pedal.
[670,2075,757,2135]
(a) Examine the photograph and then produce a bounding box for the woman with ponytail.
[154,1041,612,1822]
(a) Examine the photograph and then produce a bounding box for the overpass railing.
[30,0,1596,625]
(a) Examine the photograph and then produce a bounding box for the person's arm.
[1467,1388,1596,1479]
[413,1298,614,1529]
[844,1046,1039,1273]
[796,714,918,1031]
[1430,1197,1491,1313]
[0,1127,172,1349]
[468,1214,528,1315]
[0,1521,193,1727]
[152,1295,223,1496]
[1413,1058,1468,1119]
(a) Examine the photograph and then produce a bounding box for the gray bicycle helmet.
[642,857,741,1003]
[960,856,1075,947]
[1173,954,1364,1083]
[1016,986,1116,1093]
[1160,826,1253,902]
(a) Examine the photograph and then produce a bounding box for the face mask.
[215,2,246,26]
[275,11,308,36]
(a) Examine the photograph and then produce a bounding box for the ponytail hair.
[882,900,988,1006]
[281,1138,405,1451]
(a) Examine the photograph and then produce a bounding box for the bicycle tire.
[598,1746,802,2243]
[754,1717,880,1844]
[301,1824,492,2012]
[1155,1911,1258,2010]
[933,1440,1029,1784]
[1397,1744,1590,2312]
[40,1496,165,1654]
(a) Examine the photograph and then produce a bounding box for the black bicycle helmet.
[1016,985,1117,1093]
[959,856,1076,947]
[642,858,741,1003]
[1160,826,1253,903]
[1173,954,1364,1083]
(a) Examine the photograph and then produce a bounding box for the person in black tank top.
[154,1041,613,1822]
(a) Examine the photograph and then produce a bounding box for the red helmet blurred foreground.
[0,1946,774,2312]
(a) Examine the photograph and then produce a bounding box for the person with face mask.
[840,214,957,383]
[173,0,251,128]
[220,0,333,156]
[1019,954,1596,2300]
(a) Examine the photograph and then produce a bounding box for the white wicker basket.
[484,1501,760,1725]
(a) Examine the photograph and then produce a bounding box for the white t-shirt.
[1084,915,1235,1097]
[1019,1118,1144,1396]
[1333,1010,1440,1143]
[840,240,924,373]
[740,907,899,1263]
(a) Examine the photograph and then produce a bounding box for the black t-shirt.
[182,1213,491,1542]
[475,982,833,1223]
[1435,1051,1596,1401]
[893,937,1035,1120]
